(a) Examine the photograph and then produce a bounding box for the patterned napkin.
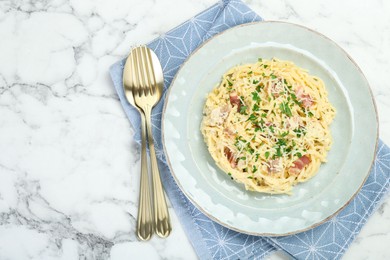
[110,0,390,259]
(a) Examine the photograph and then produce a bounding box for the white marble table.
[0,0,389,259]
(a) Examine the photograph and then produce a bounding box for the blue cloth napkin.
[110,0,390,259]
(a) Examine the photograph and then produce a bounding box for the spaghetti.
[201,58,335,194]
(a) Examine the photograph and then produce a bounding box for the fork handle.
[137,112,154,241]
[144,105,172,238]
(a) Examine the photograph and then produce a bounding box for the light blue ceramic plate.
[162,22,378,236]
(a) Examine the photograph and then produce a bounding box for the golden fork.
[124,46,172,238]
[123,50,153,241]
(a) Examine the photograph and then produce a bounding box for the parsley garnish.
[247,113,257,122]
[239,105,247,114]
[246,146,255,155]
[253,104,260,112]
[248,71,253,74]
[293,128,306,138]
[252,92,261,103]
[269,125,274,133]
[270,74,277,79]
[252,165,258,173]
[275,147,283,157]
[279,102,292,117]
[276,138,287,147]
[252,79,259,84]
[258,58,262,62]
[226,78,233,86]
[265,151,270,159]
[280,131,289,137]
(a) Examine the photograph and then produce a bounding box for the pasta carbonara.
[201,58,335,194]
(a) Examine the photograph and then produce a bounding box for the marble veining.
[0,0,389,259]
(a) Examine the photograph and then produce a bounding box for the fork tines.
[130,46,157,97]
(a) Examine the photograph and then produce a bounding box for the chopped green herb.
[269,125,275,133]
[228,172,232,176]
[261,113,267,118]
[265,151,270,159]
[240,157,246,160]
[255,153,259,162]
[252,92,261,102]
[270,74,277,79]
[293,128,306,138]
[308,111,314,117]
[253,104,260,111]
[263,65,268,69]
[279,102,292,117]
[283,79,288,85]
[254,127,261,132]
[258,58,262,62]
[295,152,303,158]
[239,105,247,114]
[280,131,289,137]
[247,176,253,179]
[276,138,287,147]
[248,71,253,74]
[276,147,283,157]
[252,165,258,173]
[262,72,266,77]
[247,146,255,155]
[259,118,265,125]
[247,113,257,122]
[226,78,233,86]
[252,79,259,84]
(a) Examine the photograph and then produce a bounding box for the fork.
[123,50,154,241]
[126,46,172,238]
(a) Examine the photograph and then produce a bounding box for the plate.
[162,22,378,236]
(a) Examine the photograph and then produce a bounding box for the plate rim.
[161,21,379,236]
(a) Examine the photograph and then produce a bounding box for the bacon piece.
[295,86,313,107]
[288,155,311,175]
[267,159,282,173]
[229,91,241,112]
[224,147,237,168]
[223,127,235,137]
